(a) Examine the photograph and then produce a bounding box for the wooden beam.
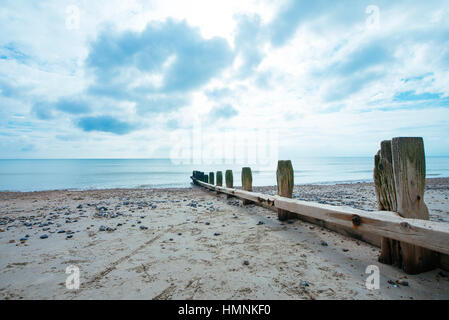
[190,177,449,256]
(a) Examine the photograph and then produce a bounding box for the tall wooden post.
[204,175,209,184]
[374,140,401,266]
[225,170,233,199]
[391,137,437,274]
[216,171,223,186]
[276,160,294,221]
[374,137,437,274]
[209,172,214,185]
[241,167,253,205]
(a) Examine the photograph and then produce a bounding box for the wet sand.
[0,178,448,300]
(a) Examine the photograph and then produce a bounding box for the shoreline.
[1,176,448,195]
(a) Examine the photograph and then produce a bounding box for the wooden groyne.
[191,137,449,274]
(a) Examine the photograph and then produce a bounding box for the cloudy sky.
[1,0,449,159]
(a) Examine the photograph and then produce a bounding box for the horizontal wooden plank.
[191,177,449,255]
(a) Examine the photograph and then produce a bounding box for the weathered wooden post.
[209,172,214,185]
[374,137,437,274]
[374,141,401,266]
[216,171,223,186]
[225,170,233,199]
[276,160,294,221]
[204,175,209,184]
[392,137,437,274]
[241,167,253,205]
[225,170,233,188]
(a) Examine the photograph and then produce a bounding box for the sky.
[0,0,449,160]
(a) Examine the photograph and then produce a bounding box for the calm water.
[0,157,448,192]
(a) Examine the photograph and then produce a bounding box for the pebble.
[99,225,107,232]
[139,226,148,230]
[257,221,264,225]
[396,280,409,286]
[205,222,210,225]
[213,232,221,236]
[320,241,328,246]
[40,234,48,239]
[438,271,449,278]
[300,280,309,287]
[243,260,249,266]
[178,233,182,236]
[387,280,399,288]
[66,235,73,239]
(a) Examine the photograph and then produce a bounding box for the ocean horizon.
[1,156,448,192]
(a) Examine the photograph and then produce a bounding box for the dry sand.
[0,178,448,300]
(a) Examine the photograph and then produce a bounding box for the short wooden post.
[241,167,253,205]
[391,137,437,274]
[225,170,233,198]
[209,172,214,185]
[204,175,209,184]
[276,160,294,221]
[374,140,401,266]
[216,171,223,186]
[192,171,197,185]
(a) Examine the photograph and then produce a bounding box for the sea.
[0,157,448,192]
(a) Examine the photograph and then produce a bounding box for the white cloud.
[1,0,449,158]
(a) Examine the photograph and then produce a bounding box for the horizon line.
[1,155,449,160]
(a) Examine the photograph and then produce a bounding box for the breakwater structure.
[191,137,449,275]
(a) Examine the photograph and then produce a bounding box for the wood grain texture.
[374,140,402,266]
[391,137,437,274]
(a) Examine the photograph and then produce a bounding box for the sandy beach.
[0,178,448,300]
